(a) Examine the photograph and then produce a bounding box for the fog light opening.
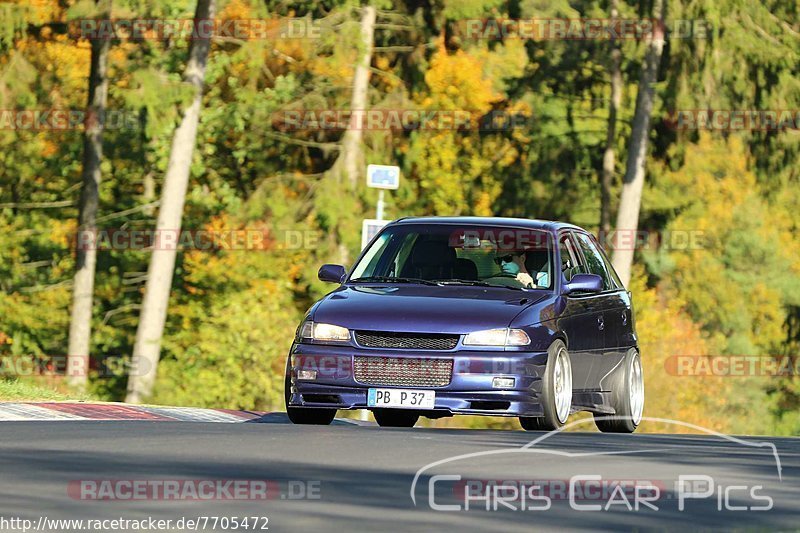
[296,370,317,380]
[492,376,515,388]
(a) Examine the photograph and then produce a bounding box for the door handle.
[621,310,628,325]
[597,315,605,331]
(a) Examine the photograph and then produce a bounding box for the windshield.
[349,224,554,290]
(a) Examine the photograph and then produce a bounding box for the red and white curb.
[0,401,366,424]
[0,402,265,422]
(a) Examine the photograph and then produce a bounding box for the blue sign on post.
[366,164,400,190]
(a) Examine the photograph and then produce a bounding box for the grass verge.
[0,379,94,402]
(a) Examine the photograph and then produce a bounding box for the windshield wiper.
[350,276,442,286]
[437,279,494,287]
[438,279,532,291]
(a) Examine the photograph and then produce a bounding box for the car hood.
[310,284,550,334]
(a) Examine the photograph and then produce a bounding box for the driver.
[495,250,535,288]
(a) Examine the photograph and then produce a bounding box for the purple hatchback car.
[285,217,644,432]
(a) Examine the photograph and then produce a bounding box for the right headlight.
[297,321,351,343]
[463,328,531,347]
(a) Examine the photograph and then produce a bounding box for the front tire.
[594,348,644,433]
[284,372,336,425]
[373,409,419,427]
[520,339,572,431]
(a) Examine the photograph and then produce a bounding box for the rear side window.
[574,232,613,290]
[591,234,624,289]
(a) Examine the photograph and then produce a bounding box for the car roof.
[388,216,585,233]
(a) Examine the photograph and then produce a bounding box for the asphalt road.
[0,415,797,532]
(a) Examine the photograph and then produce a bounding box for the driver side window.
[559,235,580,282]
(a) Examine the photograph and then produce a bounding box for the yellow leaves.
[474,191,493,217]
[411,131,511,216]
[668,133,753,205]
[627,267,734,434]
[218,0,254,21]
[249,278,278,295]
[663,134,754,251]
[40,138,58,157]
[772,186,800,277]
[747,282,784,342]
[472,39,528,93]
[413,132,463,214]
[50,218,76,250]
[307,52,352,87]
[182,214,235,278]
[375,56,390,71]
[408,43,521,216]
[655,131,800,369]
[286,263,302,282]
[108,43,136,78]
[421,41,501,114]
[205,213,230,235]
[13,0,63,26]
[38,36,91,102]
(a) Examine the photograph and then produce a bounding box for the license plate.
[367,388,435,409]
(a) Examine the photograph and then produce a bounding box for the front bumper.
[286,343,550,417]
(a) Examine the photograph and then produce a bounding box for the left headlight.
[298,321,351,343]
[463,328,531,347]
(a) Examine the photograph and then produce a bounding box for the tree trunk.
[340,5,376,188]
[67,1,111,390]
[126,0,215,403]
[611,0,666,287]
[599,0,621,241]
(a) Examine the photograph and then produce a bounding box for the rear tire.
[284,372,336,425]
[594,348,644,433]
[373,409,419,428]
[520,339,572,431]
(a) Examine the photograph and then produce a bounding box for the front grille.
[354,331,459,351]
[353,356,453,387]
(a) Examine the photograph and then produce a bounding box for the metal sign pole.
[376,189,385,220]
[362,165,399,423]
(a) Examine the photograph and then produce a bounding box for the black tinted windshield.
[349,224,554,290]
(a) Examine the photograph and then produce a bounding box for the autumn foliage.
[1,0,799,434]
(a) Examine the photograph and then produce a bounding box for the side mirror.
[563,273,603,295]
[318,264,347,284]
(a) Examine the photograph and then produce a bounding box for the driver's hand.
[516,272,534,287]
